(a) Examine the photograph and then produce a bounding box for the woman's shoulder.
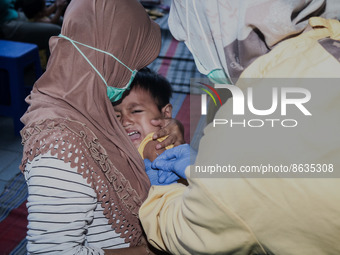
[24,151,96,198]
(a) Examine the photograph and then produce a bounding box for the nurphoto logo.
[199,82,312,128]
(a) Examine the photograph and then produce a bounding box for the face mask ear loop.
[58,34,137,91]
[59,34,108,88]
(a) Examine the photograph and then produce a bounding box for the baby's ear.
[161,103,172,118]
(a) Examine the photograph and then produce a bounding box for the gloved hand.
[152,144,196,179]
[158,169,180,184]
[144,159,179,185]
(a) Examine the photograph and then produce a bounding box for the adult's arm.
[45,0,67,24]
[140,17,340,255]
[25,152,164,254]
[139,176,263,254]
[24,153,103,254]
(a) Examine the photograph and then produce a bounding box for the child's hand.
[151,118,185,150]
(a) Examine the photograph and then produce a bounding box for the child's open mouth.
[127,131,141,141]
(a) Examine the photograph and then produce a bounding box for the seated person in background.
[0,0,61,56]
[21,0,68,25]
[113,67,188,184]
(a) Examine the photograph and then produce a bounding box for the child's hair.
[21,0,45,19]
[130,67,172,111]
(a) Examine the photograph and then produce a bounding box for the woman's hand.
[151,118,185,150]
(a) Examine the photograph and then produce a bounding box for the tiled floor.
[0,116,22,195]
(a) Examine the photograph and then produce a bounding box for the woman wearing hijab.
[139,0,340,254]
[19,0,171,253]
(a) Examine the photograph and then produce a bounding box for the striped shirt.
[24,152,129,254]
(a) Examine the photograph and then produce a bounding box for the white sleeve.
[24,152,104,255]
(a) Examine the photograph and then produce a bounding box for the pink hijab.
[20,0,161,246]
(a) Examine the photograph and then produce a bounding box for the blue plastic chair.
[0,40,42,135]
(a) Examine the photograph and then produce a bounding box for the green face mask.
[58,34,137,102]
[207,69,231,84]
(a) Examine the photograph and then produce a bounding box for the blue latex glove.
[158,169,180,184]
[144,158,162,185]
[152,144,196,179]
[144,159,179,185]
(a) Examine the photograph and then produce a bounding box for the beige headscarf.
[169,0,340,83]
[20,0,161,246]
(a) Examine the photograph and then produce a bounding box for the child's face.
[114,87,171,148]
